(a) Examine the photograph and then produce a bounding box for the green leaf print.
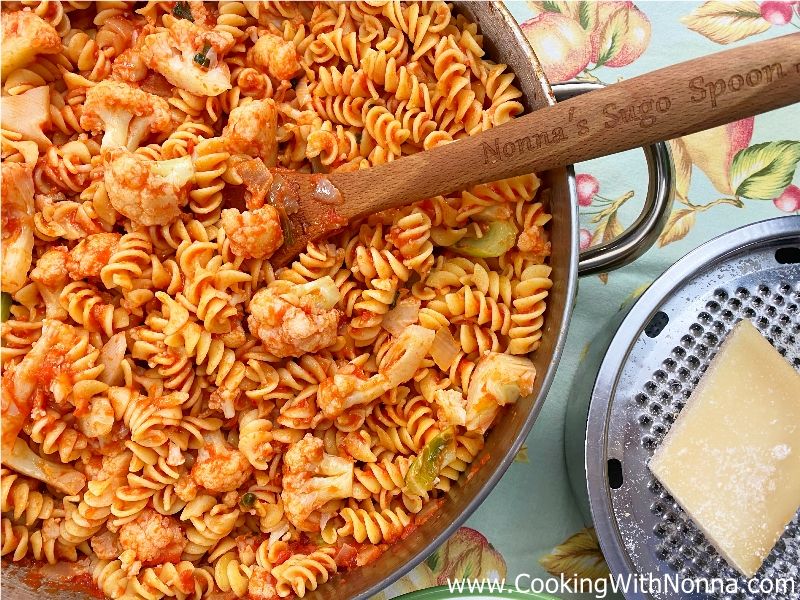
[730,141,800,200]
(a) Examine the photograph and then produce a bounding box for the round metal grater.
[586,216,800,600]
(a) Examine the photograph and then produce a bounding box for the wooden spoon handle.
[334,32,800,219]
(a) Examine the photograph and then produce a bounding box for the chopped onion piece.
[380,325,435,387]
[99,332,127,385]
[313,176,342,205]
[430,327,459,371]
[382,297,420,337]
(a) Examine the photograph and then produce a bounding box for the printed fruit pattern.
[425,527,507,585]
[774,185,800,213]
[539,527,611,582]
[658,0,800,244]
[521,1,651,81]
[522,1,800,252]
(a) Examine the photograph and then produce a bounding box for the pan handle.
[552,82,675,277]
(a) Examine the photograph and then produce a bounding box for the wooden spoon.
[269,33,800,267]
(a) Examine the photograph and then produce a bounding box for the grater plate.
[587,217,800,600]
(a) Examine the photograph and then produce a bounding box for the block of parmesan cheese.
[649,319,800,578]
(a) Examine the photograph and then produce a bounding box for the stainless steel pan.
[3,2,674,598]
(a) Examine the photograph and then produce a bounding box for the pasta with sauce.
[0,2,552,599]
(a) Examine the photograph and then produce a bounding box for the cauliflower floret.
[220,207,283,259]
[118,508,187,566]
[517,224,551,256]
[465,352,537,434]
[317,325,435,419]
[248,566,278,600]
[30,247,69,288]
[174,474,198,502]
[76,396,115,438]
[141,18,234,97]
[248,33,301,81]
[1,163,34,293]
[1,11,60,78]
[80,81,171,151]
[29,247,69,319]
[281,434,353,531]
[208,385,241,419]
[191,430,253,493]
[222,100,278,166]
[434,389,467,427]
[66,233,122,279]
[316,371,384,419]
[1,320,78,453]
[103,148,195,226]
[247,277,340,358]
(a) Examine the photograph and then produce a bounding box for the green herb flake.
[193,43,211,68]
[172,1,194,21]
[404,427,456,496]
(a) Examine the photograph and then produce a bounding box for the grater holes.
[607,458,623,489]
[652,423,667,438]
[775,246,800,264]
[645,310,669,338]
[647,478,662,493]
[630,278,800,594]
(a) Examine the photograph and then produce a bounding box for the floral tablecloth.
[376,1,800,597]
